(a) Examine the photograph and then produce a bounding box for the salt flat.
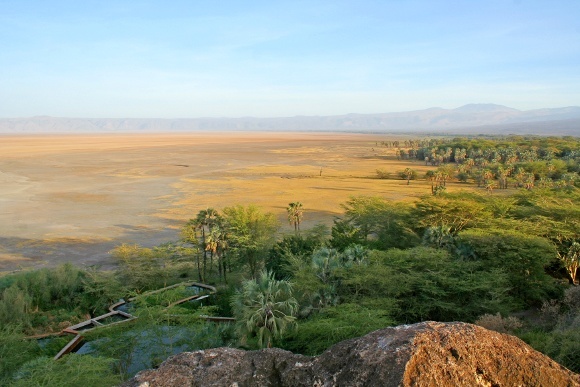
[0,132,437,272]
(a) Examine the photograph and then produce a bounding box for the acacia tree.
[223,204,279,279]
[287,202,304,233]
[231,270,298,348]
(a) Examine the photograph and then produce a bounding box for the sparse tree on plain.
[287,202,304,233]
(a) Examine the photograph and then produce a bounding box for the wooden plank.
[53,334,84,360]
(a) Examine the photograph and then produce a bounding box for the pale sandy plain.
[0,132,454,272]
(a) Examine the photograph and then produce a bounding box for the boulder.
[125,321,580,386]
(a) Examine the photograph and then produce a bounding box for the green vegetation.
[1,135,579,384]
[231,270,298,348]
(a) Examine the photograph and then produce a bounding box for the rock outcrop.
[125,321,580,387]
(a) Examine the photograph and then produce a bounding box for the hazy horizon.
[1,1,579,119]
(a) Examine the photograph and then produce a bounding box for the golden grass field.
[0,132,475,271]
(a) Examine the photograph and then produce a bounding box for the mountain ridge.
[1,104,579,135]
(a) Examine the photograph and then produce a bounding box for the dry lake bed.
[0,131,440,272]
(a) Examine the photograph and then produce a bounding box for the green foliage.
[111,243,197,291]
[560,242,580,285]
[398,167,417,184]
[334,196,419,250]
[181,208,227,283]
[375,169,390,179]
[510,188,580,241]
[286,202,304,232]
[421,225,456,250]
[516,286,580,373]
[10,354,121,387]
[231,270,298,348]
[456,229,564,307]
[289,246,366,316]
[412,192,492,234]
[372,248,514,322]
[0,264,89,329]
[329,219,366,250]
[3,188,580,380]
[223,204,279,278]
[281,303,394,355]
[80,297,231,379]
[519,329,580,374]
[0,286,32,327]
[80,269,126,315]
[0,264,85,310]
[0,327,41,384]
[267,227,327,280]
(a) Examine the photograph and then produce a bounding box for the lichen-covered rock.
[124,321,580,387]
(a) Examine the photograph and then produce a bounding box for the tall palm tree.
[206,224,228,283]
[231,270,298,348]
[425,170,437,194]
[287,202,304,233]
[181,221,203,282]
[188,208,221,281]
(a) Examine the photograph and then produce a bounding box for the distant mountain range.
[1,104,579,135]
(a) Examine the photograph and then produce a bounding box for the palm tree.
[484,180,495,194]
[181,221,203,282]
[287,202,304,233]
[437,165,454,187]
[342,244,368,265]
[187,208,221,281]
[231,270,298,348]
[422,225,454,249]
[524,173,535,190]
[206,224,228,283]
[425,170,436,194]
[311,248,342,284]
[402,168,415,185]
[497,167,509,189]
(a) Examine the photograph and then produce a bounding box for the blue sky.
[0,0,579,118]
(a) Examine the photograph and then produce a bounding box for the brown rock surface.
[125,321,580,387]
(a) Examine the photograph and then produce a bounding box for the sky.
[0,0,579,118]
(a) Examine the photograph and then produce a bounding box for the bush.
[475,313,523,334]
[373,248,514,322]
[10,354,121,387]
[519,329,580,374]
[0,327,41,383]
[375,169,390,179]
[281,303,394,355]
[456,229,564,308]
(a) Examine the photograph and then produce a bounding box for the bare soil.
[0,132,464,272]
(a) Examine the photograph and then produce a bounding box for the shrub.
[10,355,121,387]
[281,303,394,355]
[475,313,523,334]
[376,169,390,179]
